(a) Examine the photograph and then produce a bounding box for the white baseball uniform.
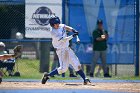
[51,24,81,74]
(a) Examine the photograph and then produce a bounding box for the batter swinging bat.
[76,35,80,43]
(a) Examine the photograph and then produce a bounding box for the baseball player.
[41,16,91,85]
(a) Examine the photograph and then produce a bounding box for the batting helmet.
[49,16,60,27]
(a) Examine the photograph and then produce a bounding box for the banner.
[69,0,135,64]
[25,0,62,38]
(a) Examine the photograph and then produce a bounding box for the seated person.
[3,59,15,76]
[0,42,22,83]
[0,42,15,76]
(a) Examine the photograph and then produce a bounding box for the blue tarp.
[69,0,135,64]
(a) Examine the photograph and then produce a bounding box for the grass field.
[3,59,79,80]
[2,59,140,93]
[3,59,140,80]
[4,59,42,79]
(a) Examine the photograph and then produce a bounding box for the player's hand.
[74,31,79,34]
[72,29,79,34]
[73,33,78,37]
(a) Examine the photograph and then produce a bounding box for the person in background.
[0,43,22,83]
[90,19,111,78]
[0,42,15,76]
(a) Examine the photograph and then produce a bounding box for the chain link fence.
[0,0,139,79]
[0,41,53,78]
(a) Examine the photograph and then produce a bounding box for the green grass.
[18,59,44,79]
[3,59,140,80]
[3,59,78,80]
[4,59,42,79]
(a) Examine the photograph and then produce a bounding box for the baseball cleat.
[41,72,50,84]
[84,78,91,85]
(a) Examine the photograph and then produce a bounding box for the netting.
[0,0,139,78]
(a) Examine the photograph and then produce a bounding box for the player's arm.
[93,31,104,41]
[96,35,108,41]
[98,30,108,40]
[104,31,109,40]
[51,31,73,42]
[64,25,79,34]
[96,37,104,41]
[64,25,79,40]
[0,54,14,61]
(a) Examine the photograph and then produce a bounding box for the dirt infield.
[0,81,140,93]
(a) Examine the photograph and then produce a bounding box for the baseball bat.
[76,35,80,43]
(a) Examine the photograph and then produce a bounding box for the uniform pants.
[56,47,81,74]
[90,50,107,75]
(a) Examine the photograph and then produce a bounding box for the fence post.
[135,0,139,76]
[39,40,50,73]
[62,0,65,24]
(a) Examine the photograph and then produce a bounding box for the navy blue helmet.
[49,16,60,27]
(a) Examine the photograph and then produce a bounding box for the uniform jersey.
[51,24,69,49]
[50,24,81,74]
[92,29,108,51]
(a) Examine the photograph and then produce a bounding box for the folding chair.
[0,59,15,76]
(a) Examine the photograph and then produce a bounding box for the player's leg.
[48,51,60,77]
[0,55,6,60]
[90,51,100,77]
[100,50,111,77]
[51,49,69,75]
[41,49,69,84]
[51,51,58,71]
[86,65,91,76]
[68,48,90,85]
[42,51,62,84]
[0,54,16,61]
[69,65,77,77]
[51,59,58,77]
[95,65,102,77]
